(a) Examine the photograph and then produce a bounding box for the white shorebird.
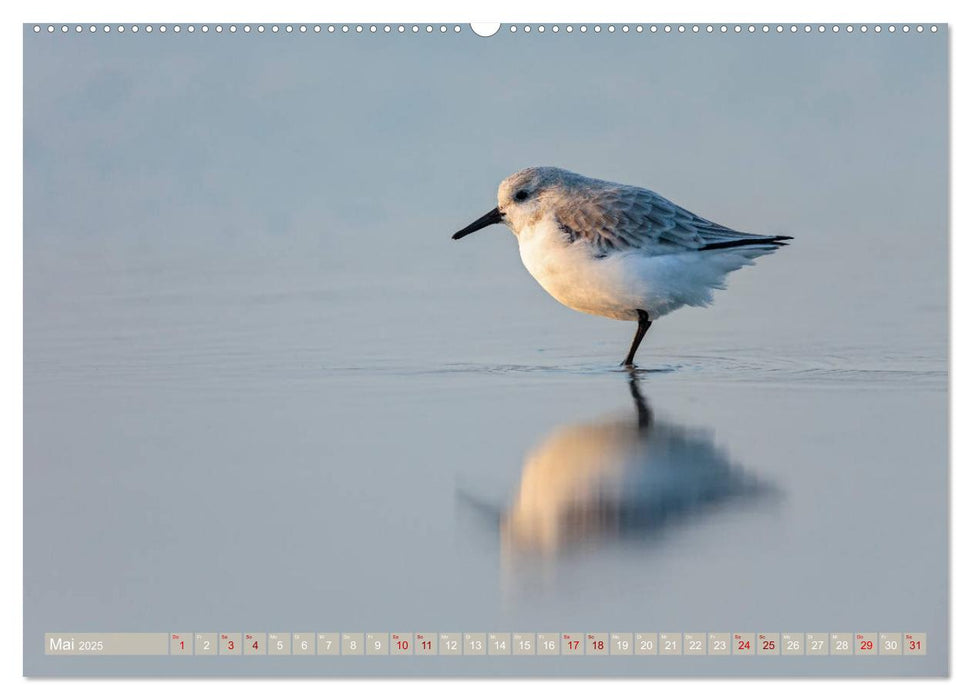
[453,167,791,366]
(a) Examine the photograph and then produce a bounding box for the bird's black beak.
[452,207,504,240]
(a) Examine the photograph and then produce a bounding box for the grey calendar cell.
[438,633,462,656]
[758,633,780,656]
[194,634,217,657]
[781,633,804,656]
[463,633,486,656]
[708,633,730,656]
[513,633,535,655]
[585,633,608,656]
[610,633,633,656]
[659,633,682,656]
[488,633,511,655]
[879,633,902,656]
[635,633,658,656]
[855,633,878,656]
[341,633,364,656]
[560,633,584,656]
[905,633,928,656]
[366,633,389,655]
[536,633,559,656]
[267,633,290,656]
[414,633,437,656]
[292,633,315,656]
[390,633,413,655]
[169,633,192,656]
[315,633,338,656]
[806,633,829,656]
[218,634,241,656]
[683,633,706,656]
[243,633,266,656]
[830,633,854,656]
[733,633,756,656]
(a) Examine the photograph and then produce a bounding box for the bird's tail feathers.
[699,235,792,252]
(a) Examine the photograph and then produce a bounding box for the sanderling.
[452,167,791,366]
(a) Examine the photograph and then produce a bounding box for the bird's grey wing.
[555,186,786,255]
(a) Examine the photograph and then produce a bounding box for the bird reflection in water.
[495,376,775,560]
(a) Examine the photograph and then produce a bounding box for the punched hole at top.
[470,23,500,37]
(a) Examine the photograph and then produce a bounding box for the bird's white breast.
[515,216,756,321]
[516,218,644,321]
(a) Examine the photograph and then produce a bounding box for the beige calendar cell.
[708,632,730,656]
[684,632,706,656]
[855,632,877,656]
[610,633,633,655]
[244,633,266,656]
[781,632,804,656]
[194,633,217,656]
[439,633,462,656]
[830,633,853,656]
[170,633,192,656]
[586,633,608,656]
[806,633,829,656]
[758,632,780,655]
[904,633,927,656]
[341,633,364,656]
[41,633,167,656]
[733,633,755,655]
[561,633,584,655]
[390,633,412,655]
[659,632,681,655]
[536,633,559,656]
[292,632,315,655]
[489,633,511,655]
[267,633,290,655]
[43,633,168,656]
[219,633,241,656]
[366,633,389,655]
[464,633,486,656]
[879,633,902,655]
[635,633,658,655]
[415,632,437,655]
[513,633,535,655]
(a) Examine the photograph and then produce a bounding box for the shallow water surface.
[24,252,947,677]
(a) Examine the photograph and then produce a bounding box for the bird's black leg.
[622,309,652,368]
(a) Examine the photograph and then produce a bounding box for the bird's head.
[452,167,578,240]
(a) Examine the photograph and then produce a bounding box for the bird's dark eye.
[514,190,529,202]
